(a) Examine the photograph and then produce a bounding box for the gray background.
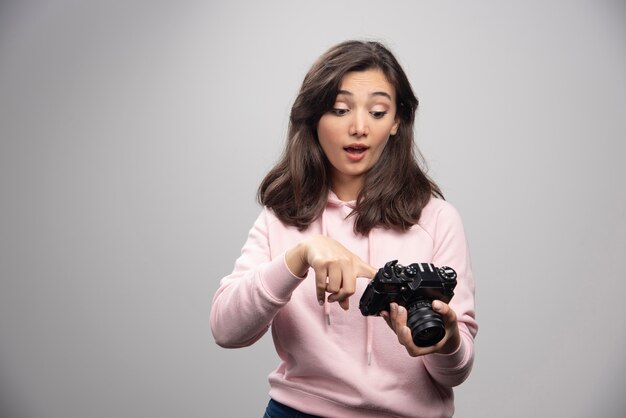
[1,1,625,417]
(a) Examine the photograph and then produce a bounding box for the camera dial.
[438,266,457,282]
[404,265,418,278]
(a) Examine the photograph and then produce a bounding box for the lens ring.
[406,302,446,347]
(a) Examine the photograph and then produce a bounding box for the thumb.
[432,300,457,322]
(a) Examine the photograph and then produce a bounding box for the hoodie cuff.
[258,253,307,303]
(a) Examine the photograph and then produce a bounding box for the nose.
[349,110,369,137]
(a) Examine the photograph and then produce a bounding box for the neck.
[331,177,363,202]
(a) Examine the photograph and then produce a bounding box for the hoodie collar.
[326,190,357,209]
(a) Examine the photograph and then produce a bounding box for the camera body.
[359,260,457,347]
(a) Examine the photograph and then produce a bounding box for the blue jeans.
[263,399,325,418]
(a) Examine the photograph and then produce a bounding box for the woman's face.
[317,68,399,201]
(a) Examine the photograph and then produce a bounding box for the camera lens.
[406,300,445,347]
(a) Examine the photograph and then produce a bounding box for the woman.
[210,40,477,418]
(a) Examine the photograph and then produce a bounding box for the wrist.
[285,243,309,278]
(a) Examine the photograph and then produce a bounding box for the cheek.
[317,124,345,159]
[373,138,390,160]
[317,120,340,144]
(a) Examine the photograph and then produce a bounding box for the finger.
[394,307,430,356]
[431,300,461,354]
[394,305,410,345]
[358,261,378,279]
[326,263,342,294]
[328,284,355,310]
[432,300,457,325]
[341,261,356,296]
[398,326,416,349]
[327,260,355,310]
[314,267,328,305]
[388,303,400,332]
[327,287,353,310]
[327,287,353,304]
[387,305,433,356]
[393,319,426,356]
[388,303,396,322]
[399,302,454,357]
[400,328,439,357]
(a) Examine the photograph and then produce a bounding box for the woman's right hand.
[285,235,377,310]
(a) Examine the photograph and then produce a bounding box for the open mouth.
[344,145,368,154]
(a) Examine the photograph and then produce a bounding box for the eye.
[330,108,349,116]
[370,111,388,119]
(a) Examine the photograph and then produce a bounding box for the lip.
[343,143,369,162]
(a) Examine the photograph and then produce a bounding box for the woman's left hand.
[380,300,461,357]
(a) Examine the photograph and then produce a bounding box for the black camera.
[359,260,457,347]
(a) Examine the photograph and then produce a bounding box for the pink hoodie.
[210,193,477,418]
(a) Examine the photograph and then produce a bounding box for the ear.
[390,116,400,136]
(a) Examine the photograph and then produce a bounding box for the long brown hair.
[258,40,443,235]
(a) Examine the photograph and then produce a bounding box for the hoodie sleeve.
[210,209,305,348]
[421,200,478,387]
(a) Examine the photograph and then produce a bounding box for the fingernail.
[390,303,397,311]
[397,306,404,314]
[432,300,443,310]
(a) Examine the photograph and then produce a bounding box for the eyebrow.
[337,89,393,100]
